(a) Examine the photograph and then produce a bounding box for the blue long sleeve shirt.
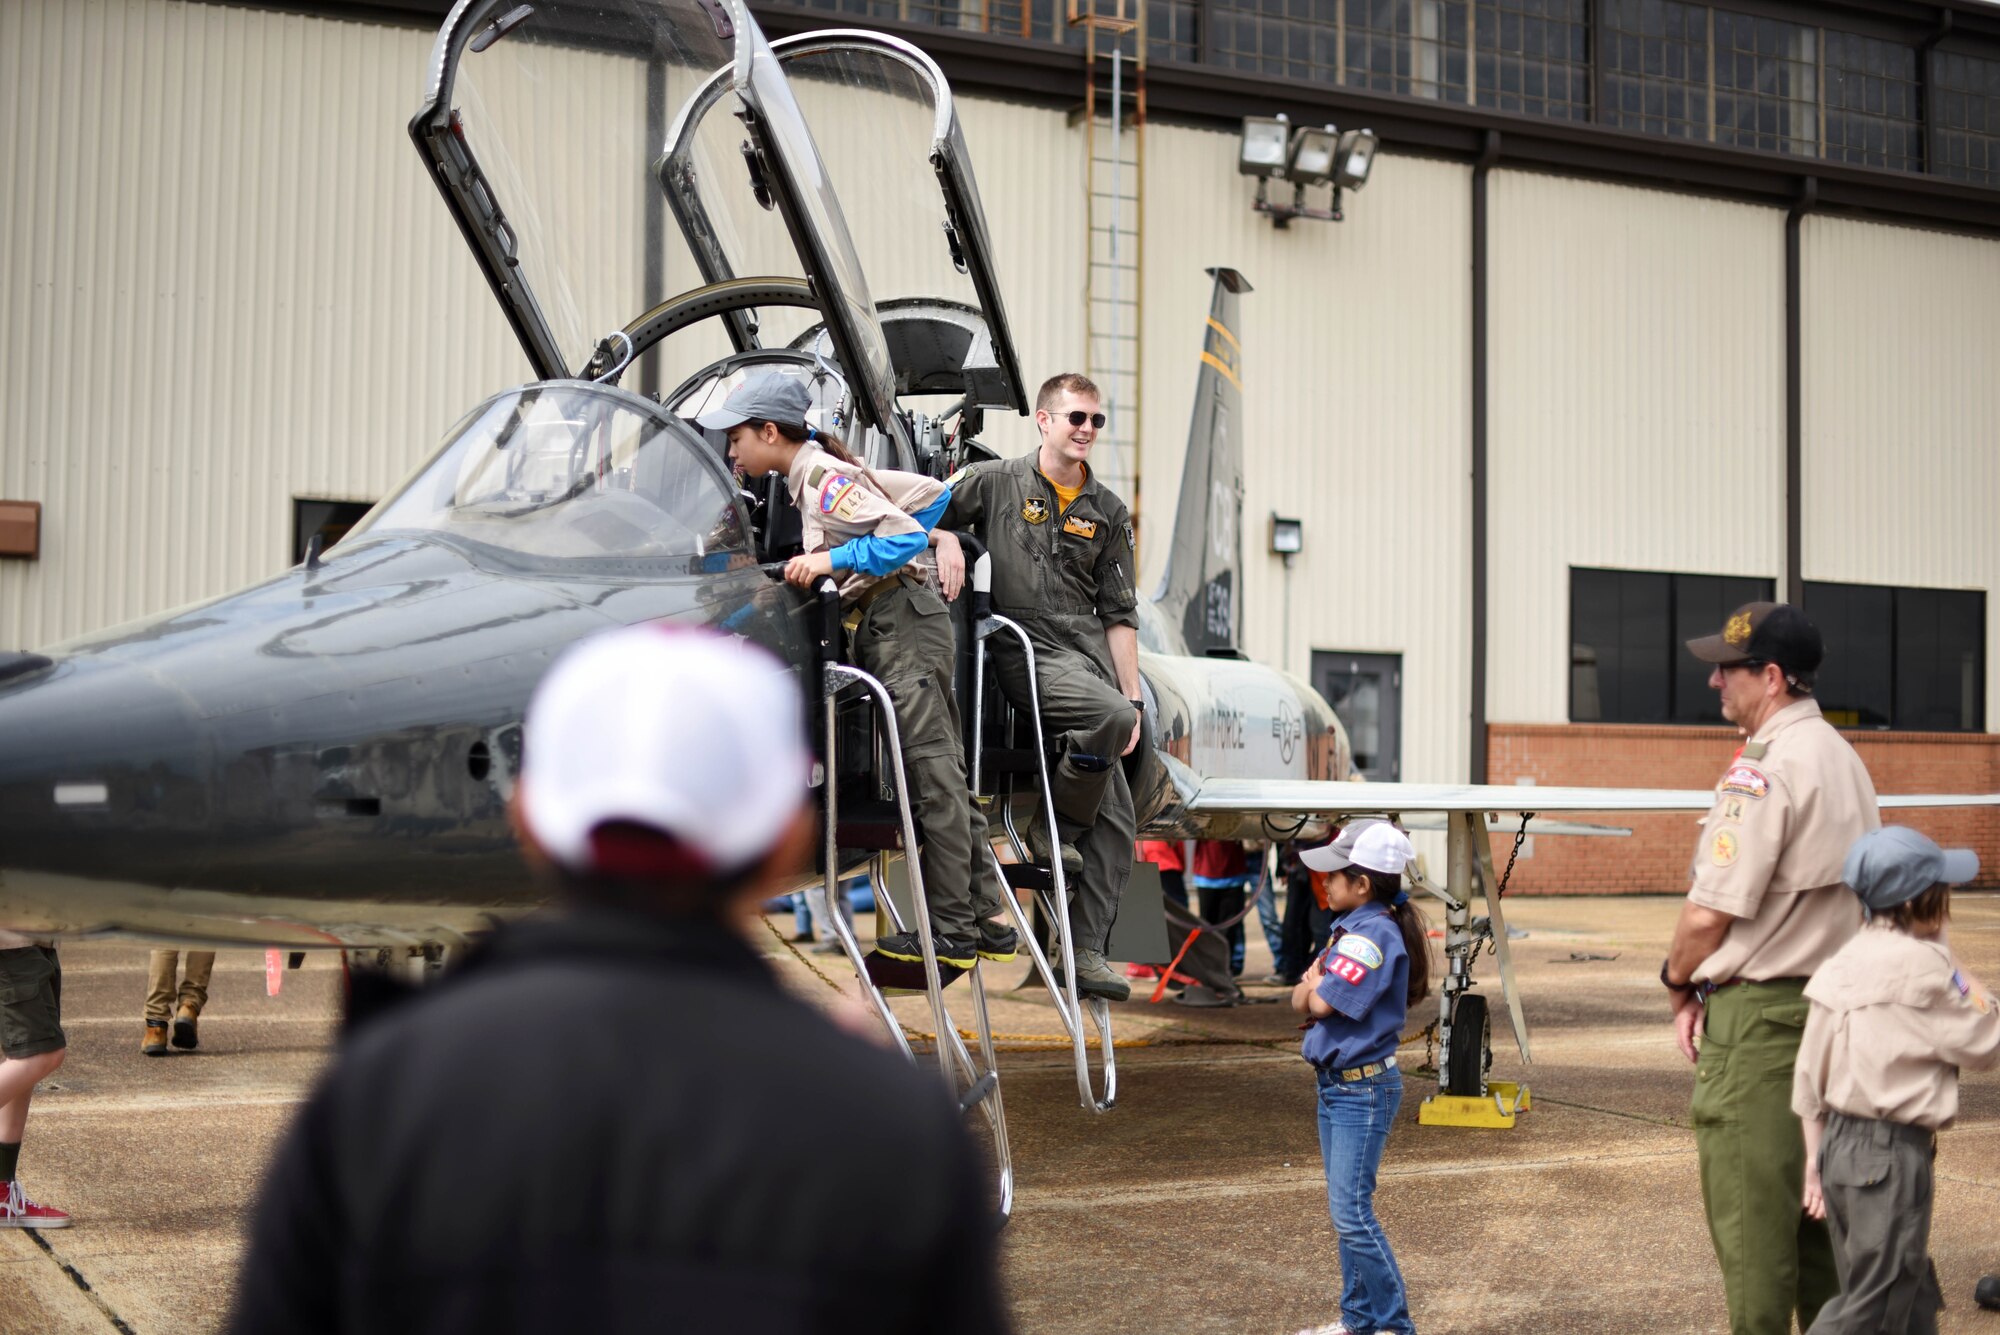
[827,490,951,577]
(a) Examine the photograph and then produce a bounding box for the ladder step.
[864,950,969,992]
[958,1070,1000,1113]
[1002,862,1053,891]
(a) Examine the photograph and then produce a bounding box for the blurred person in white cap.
[702,370,1016,974]
[1291,820,1431,1335]
[1792,826,1999,1335]
[228,624,1008,1335]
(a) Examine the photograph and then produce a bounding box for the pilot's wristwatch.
[1660,959,1696,994]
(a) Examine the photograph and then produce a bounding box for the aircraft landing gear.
[1413,811,1533,1129]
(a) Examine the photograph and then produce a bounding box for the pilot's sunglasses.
[1057,410,1108,429]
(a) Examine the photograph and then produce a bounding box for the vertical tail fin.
[1151,267,1250,656]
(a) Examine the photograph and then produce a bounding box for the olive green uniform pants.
[850,584,1000,941]
[145,950,214,1024]
[1694,979,1840,1335]
[989,640,1139,953]
[1808,1112,1942,1335]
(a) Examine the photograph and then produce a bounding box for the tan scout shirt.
[785,445,944,605]
[1687,698,1876,983]
[1792,924,2000,1130]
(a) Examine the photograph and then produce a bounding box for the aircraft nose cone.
[0,654,213,904]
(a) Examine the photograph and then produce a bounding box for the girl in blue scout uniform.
[1291,819,1431,1335]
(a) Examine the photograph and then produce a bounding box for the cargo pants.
[990,638,1140,953]
[850,582,1000,941]
[1694,979,1840,1335]
[145,950,214,1024]
[1807,1112,1943,1335]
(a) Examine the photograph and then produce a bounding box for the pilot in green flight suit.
[944,372,1151,1002]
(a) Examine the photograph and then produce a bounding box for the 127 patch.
[1711,830,1739,867]
[1721,765,1769,800]
[1336,935,1385,970]
[1329,956,1371,986]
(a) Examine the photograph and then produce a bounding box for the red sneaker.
[0,1180,71,1228]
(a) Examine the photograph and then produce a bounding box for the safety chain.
[1495,811,1535,899]
[760,913,854,996]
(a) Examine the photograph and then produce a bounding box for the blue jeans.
[1254,864,1284,963]
[1316,1066,1414,1334]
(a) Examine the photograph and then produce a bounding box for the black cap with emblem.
[1685,601,1824,676]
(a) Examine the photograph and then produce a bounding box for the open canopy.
[409,0,929,440]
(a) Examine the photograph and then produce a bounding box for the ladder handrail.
[973,611,1117,1114]
[813,611,1015,1218]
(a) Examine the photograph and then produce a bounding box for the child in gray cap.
[1793,826,2000,1334]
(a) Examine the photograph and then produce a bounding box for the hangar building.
[3,0,1996,889]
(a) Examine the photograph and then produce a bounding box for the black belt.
[1698,974,1809,1001]
[841,572,923,632]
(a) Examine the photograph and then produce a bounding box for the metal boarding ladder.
[959,550,1117,1115]
[807,580,1014,1220]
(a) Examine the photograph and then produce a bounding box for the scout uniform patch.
[1719,795,1748,824]
[1711,829,1739,866]
[1336,935,1384,969]
[1022,497,1048,524]
[1328,955,1370,985]
[820,477,862,520]
[1062,515,1098,539]
[1741,741,1768,761]
[1721,765,1768,799]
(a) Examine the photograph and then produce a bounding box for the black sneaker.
[875,931,978,971]
[977,921,1019,963]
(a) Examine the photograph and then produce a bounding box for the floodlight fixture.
[1238,114,1291,178]
[1335,128,1379,190]
[1286,125,1341,187]
[1269,514,1303,558]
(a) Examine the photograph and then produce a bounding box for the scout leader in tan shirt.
[1662,601,1876,1335]
[1664,603,1877,1045]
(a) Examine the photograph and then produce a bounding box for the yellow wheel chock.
[1417,1080,1531,1129]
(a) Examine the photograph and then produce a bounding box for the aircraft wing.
[1187,779,2000,819]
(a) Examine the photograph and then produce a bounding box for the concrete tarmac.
[5,895,1999,1334]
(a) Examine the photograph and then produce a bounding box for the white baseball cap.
[519,624,811,876]
[1300,819,1414,876]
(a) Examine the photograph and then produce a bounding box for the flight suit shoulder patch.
[1722,765,1768,799]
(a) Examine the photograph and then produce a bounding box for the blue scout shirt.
[1300,902,1409,1071]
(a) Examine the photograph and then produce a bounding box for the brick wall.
[1486,723,2000,895]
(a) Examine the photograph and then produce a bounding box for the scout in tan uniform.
[699,373,1015,970]
[941,372,1149,1002]
[1794,827,2000,1335]
[1663,602,1875,1335]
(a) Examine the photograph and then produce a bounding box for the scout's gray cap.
[695,371,811,433]
[1300,819,1414,876]
[1842,826,1980,912]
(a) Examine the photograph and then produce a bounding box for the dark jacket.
[228,907,1006,1335]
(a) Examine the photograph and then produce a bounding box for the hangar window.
[1473,0,1589,120]
[1208,0,1472,100]
[1933,49,2000,187]
[1602,2,1923,169]
[1569,567,1774,726]
[1804,582,1986,731]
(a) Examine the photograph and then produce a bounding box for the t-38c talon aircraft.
[1,0,1995,1163]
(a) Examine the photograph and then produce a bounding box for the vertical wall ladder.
[1072,0,1146,539]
